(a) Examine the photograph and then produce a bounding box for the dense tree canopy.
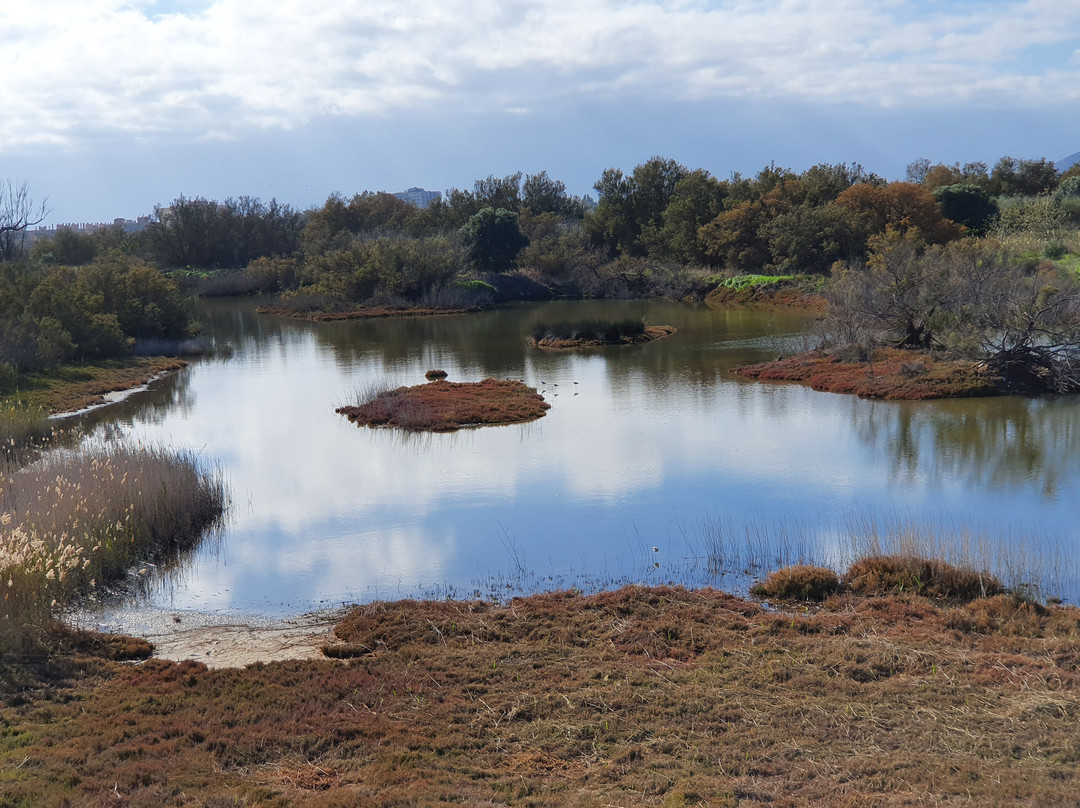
[460,207,529,273]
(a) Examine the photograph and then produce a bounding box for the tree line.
[4,152,1080,387]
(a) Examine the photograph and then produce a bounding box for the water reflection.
[855,397,1080,497]
[70,297,1080,619]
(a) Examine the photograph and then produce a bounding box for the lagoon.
[73,298,1080,628]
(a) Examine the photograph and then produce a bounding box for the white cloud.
[3,0,1079,150]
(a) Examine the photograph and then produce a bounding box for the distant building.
[393,187,442,208]
[27,216,152,242]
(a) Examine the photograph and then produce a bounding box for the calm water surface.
[74,298,1080,625]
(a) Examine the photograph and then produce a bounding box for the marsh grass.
[530,317,646,344]
[692,512,1079,604]
[0,401,56,463]
[0,444,227,653]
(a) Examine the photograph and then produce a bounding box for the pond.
[72,298,1080,628]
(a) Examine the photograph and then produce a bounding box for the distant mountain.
[1055,151,1080,172]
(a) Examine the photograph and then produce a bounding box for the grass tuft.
[843,554,1003,600]
[749,565,840,601]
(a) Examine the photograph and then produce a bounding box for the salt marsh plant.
[0,444,227,653]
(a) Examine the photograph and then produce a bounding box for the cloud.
[3,0,1079,151]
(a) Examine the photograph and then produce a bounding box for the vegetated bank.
[0,251,202,416]
[734,347,1003,399]
[704,273,826,309]
[527,317,677,349]
[3,552,1080,806]
[336,377,550,431]
[734,231,1080,400]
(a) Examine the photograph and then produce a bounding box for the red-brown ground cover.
[734,347,1002,399]
[336,378,550,431]
[3,585,1080,806]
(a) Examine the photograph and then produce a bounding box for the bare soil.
[3,586,1080,806]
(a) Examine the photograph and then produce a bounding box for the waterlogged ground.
[65,298,1080,634]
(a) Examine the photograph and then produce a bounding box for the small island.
[528,318,676,349]
[336,377,550,431]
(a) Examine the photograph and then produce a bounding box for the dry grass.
[0,401,56,464]
[3,584,1080,806]
[844,554,1003,600]
[337,378,550,432]
[734,347,1001,399]
[0,444,227,653]
[750,564,841,601]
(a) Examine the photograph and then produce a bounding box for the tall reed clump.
[0,401,56,464]
[0,444,227,653]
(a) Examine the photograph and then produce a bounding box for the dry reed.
[0,443,227,653]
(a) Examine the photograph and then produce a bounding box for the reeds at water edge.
[0,443,227,653]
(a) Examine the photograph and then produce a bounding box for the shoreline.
[255,303,484,321]
[6,356,190,416]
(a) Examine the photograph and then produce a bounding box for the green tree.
[460,207,529,272]
[586,157,690,256]
[990,157,1059,197]
[932,185,998,234]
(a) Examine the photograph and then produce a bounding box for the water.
[71,298,1080,622]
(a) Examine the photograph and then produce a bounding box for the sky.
[4,0,1080,226]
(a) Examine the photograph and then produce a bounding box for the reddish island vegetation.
[734,347,1002,400]
[4,571,1080,806]
[336,378,550,431]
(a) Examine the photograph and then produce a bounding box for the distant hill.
[1055,151,1080,172]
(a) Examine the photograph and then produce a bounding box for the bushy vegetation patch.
[0,253,192,381]
[337,378,549,431]
[528,318,675,348]
[753,556,1003,604]
[0,445,227,653]
[749,564,841,601]
[844,554,1003,600]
